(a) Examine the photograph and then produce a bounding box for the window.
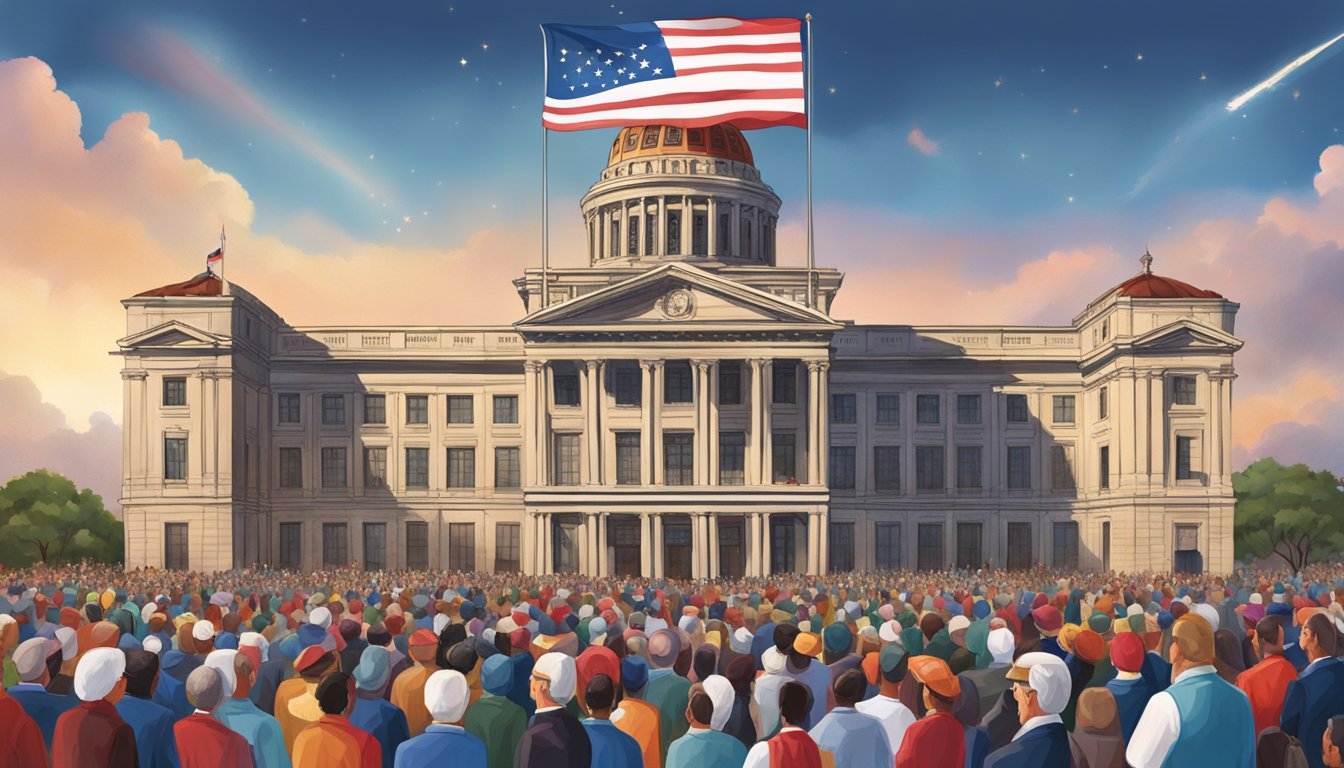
[279,447,302,488]
[405,447,429,488]
[719,433,745,486]
[956,446,982,489]
[449,523,475,571]
[322,394,345,425]
[1173,376,1197,405]
[740,215,752,258]
[492,395,518,424]
[447,447,475,488]
[769,518,795,573]
[278,523,302,569]
[957,522,983,569]
[957,394,981,424]
[1098,387,1108,420]
[772,362,797,404]
[447,395,474,424]
[364,447,387,489]
[614,368,641,406]
[320,447,347,488]
[1006,394,1029,423]
[1102,521,1111,571]
[772,432,796,483]
[1176,436,1194,480]
[663,362,693,404]
[916,394,940,424]
[1052,395,1076,424]
[610,217,621,257]
[874,446,901,491]
[554,374,580,406]
[164,523,189,571]
[692,213,707,254]
[718,364,741,405]
[646,214,657,254]
[666,211,681,255]
[829,446,856,489]
[829,523,855,573]
[1006,522,1032,570]
[363,394,386,424]
[554,434,581,486]
[876,394,900,424]
[405,395,428,424]
[1007,446,1032,490]
[1053,522,1079,570]
[1099,446,1111,490]
[495,523,520,572]
[363,523,386,571]
[916,446,944,491]
[664,433,694,485]
[163,377,186,406]
[875,523,901,569]
[1051,445,1076,490]
[406,522,429,569]
[322,523,348,566]
[278,393,301,424]
[628,215,640,255]
[830,394,856,424]
[164,436,187,480]
[494,447,521,489]
[917,523,944,571]
[616,433,642,485]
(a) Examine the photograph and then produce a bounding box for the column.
[657,196,667,257]
[807,511,820,574]
[693,360,711,485]
[586,513,598,575]
[708,361,720,485]
[597,512,608,576]
[806,361,821,484]
[691,512,704,579]
[707,197,717,258]
[640,513,653,577]
[651,362,665,484]
[818,509,829,574]
[818,362,831,488]
[541,512,552,574]
[584,360,601,485]
[761,361,774,483]
[730,201,741,256]
[748,359,764,485]
[681,195,692,253]
[708,514,720,578]
[653,514,665,578]
[640,361,654,485]
[524,512,535,573]
[761,513,772,576]
[748,513,761,577]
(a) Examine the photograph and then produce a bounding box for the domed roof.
[607,124,753,167]
[1089,250,1222,308]
[134,272,223,297]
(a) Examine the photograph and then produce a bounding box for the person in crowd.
[52,647,139,768]
[983,652,1072,768]
[390,669,485,768]
[856,642,916,754]
[240,632,290,716]
[114,650,179,768]
[1281,613,1344,768]
[516,651,590,768]
[1238,616,1299,740]
[205,649,289,768]
[9,636,77,750]
[1127,613,1256,768]
[172,666,253,768]
[644,628,692,762]
[1104,631,1155,743]
[350,646,411,768]
[389,629,439,738]
[292,671,381,768]
[1067,688,1126,768]
[0,678,47,768]
[722,653,759,749]
[612,655,663,768]
[666,677,749,768]
[579,673,642,768]
[743,681,824,768]
[276,644,338,751]
[1323,715,1344,768]
[463,654,526,768]
[896,655,966,768]
[810,667,893,767]
[961,626,1015,718]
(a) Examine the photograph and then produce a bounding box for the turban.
[620,656,649,692]
[702,674,735,732]
[1110,632,1144,673]
[1073,630,1105,665]
[74,647,125,702]
[424,669,470,723]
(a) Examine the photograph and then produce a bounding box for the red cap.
[294,646,328,674]
[1031,605,1063,635]
[385,615,406,635]
[1111,632,1144,673]
[409,629,437,647]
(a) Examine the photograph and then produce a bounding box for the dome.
[1112,273,1222,300]
[134,272,223,297]
[607,124,753,167]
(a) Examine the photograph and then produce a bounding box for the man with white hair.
[51,646,139,767]
[206,649,290,768]
[982,652,1072,768]
[517,651,591,768]
[173,665,255,768]
[391,669,486,767]
[8,636,77,749]
[666,677,749,768]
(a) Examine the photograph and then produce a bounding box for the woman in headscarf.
[1213,628,1247,685]
[1067,688,1126,768]
[723,654,758,750]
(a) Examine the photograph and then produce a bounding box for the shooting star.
[1226,31,1344,111]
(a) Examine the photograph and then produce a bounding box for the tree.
[1233,458,1344,572]
[0,470,124,567]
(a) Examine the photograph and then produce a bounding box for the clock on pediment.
[659,288,696,320]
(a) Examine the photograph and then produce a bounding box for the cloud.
[0,372,123,513]
[906,127,940,156]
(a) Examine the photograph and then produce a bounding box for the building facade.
[116,123,1242,576]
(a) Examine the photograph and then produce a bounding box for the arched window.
[645,162,652,174]
[671,160,681,174]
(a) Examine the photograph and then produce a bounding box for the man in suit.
[114,650,180,768]
[390,669,486,768]
[1281,613,1344,768]
[516,651,592,768]
[52,647,140,768]
[8,637,77,750]
[172,665,254,768]
[983,652,1072,768]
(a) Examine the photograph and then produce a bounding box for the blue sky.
[3,0,1343,254]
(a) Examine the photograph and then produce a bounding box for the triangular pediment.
[117,320,228,350]
[515,263,841,334]
[1128,320,1243,352]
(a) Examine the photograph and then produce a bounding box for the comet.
[1226,31,1344,111]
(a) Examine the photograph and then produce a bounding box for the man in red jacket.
[173,665,255,768]
[51,647,139,768]
[895,655,967,768]
[1237,616,1298,738]
[0,685,48,767]
[741,681,822,768]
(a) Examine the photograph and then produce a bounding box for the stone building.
[116,123,1241,575]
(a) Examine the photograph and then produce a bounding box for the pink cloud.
[906,127,940,156]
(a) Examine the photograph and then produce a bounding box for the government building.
[115,123,1241,576]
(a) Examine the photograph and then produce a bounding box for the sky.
[2,1,1344,507]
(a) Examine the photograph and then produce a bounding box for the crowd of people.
[3,559,1344,767]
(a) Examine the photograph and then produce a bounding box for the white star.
[559,57,566,62]
[570,85,575,91]
[595,69,603,77]
[459,57,468,66]
[615,51,623,57]
[638,43,647,50]
[617,67,625,74]
[605,59,613,65]
[639,59,649,69]
[576,67,582,73]
[596,48,602,54]
[562,73,567,79]
[583,81,589,88]
[628,72,637,80]
[601,83,607,88]
[561,48,568,55]
[586,58,592,65]
[652,67,662,75]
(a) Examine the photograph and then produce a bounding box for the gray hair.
[185,665,225,711]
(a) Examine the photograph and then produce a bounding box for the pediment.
[515,263,841,335]
[1128,320,1243,352]
[117,320,228,350]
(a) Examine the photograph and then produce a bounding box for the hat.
[1031,605,1063,636]
[621,656,649,692]
[424,670,470,723]
[309,607,333,629]
[987,628,1015,664]
[193,620,216,642]
[823,623,851,655]
[730,627,754,654]
[1008,652,1071,715]
[703,675,735,732]
[73,647,125,702]
[294,646,329,675]
[947,615,970,634]
[354,646,391,691]
[12,638,52,682]
[409,628,438,647]
[879,642,907,672]
[1073,630,1105,665]
[648,629,680,668]
[1110,632,1144,673]
[793,632,822,658]
[909,655,960,699]
[481,654,512,695]
[533,652,578,703]
[204,650,239,697]
[1087,613,1112,634]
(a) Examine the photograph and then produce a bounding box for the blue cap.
[1157,611,1174,630]
[481,654,512,695]
[972,601,991,620]
[353,646,391,691]
[297,623,327,649]
[621,656,649,692]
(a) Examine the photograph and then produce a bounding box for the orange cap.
[793,632,823,658]
[409,628,438,647]
[908,655,961,699]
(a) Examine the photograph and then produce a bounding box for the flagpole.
[219,223,227,293]
[805,13,815,310]
[540,25,550,311]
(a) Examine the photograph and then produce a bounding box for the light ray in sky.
[1226,31,1344,111]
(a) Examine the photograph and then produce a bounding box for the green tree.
[1233,458,1344,571]
[0,470,123,567]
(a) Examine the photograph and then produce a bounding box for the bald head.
[1171,614,1215,665]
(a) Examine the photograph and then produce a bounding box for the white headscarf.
[424,669,470,723]
[1014,652,1070,715]
[533,652,577,703]
[204,649,239,697]
[74,647,125,702]
[702,674,735,732]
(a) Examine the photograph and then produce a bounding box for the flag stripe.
[544,70,803,109]
[542,98,805,126]
[669,52,802,68]
[545,110,807,132]
[543,88,804,115]
[672,62,803,77]
[666,43,801,56]
[653,18,799,34]
[661,33,801,48]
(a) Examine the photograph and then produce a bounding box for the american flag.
[541,17,806,131]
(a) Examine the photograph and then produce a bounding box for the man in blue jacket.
[115,650,180,768]
[8,637,78,750]
[1281,613,1344,768]
[983,652,1072,768]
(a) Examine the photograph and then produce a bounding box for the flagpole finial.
[805,12,812,21]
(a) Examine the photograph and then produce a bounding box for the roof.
[607,124,753,167]
[133,273,224,298]
[1111,272,1223,300]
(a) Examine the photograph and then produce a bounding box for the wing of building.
[114,123,1241,576]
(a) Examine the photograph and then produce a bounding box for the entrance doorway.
[664,520,692,580]
[611,517,643,576]
[718,518,744,578]
[770,517,796,574]
[552,517,580,573]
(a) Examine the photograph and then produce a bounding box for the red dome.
[134,273,223,298]
[1112,273,1222,300]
